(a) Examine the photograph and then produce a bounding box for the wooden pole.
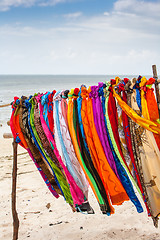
[152,65,160,118]
[0,103,11,108]
[12,139,19,240]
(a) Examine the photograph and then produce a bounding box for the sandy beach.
[0,138,160,240]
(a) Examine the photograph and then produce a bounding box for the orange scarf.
[87,86,129,206]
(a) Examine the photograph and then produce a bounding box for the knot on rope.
[24,99,32,109]
[81,86,89,99]
[15,135,21,143]
[89,86,98,98]
[98,86,104,97]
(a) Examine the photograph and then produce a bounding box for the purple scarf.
[90,83,120,179]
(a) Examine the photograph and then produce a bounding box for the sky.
[0,0,160,75]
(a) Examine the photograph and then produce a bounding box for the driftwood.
[12,139,19,240]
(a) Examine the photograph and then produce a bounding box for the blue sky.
[0,0,115,27]
[0,0,160,74]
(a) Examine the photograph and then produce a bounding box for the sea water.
[0,74,151,138]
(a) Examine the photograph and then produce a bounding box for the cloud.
[114,0,160,17]
[0,0,36,11]
[0,0,160,74]
[63,12,82,18]
[0,0,73,11]
[50,47,77,60]
[104,12,110,16]
[101,0,160,36]
[1,16,159,75]
[38,0,68,7]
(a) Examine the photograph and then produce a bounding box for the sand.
[0,138,160,240]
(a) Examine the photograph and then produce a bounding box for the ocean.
[0,74,152,138]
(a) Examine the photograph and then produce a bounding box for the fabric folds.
[9,76,160,227]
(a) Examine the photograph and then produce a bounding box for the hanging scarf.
[133,75,142,112]
[88,86,129,207]
[35,95,76,207]
[90,83,143,213]
[102,83,144,213]
[107,81,130,171]
[28,97,65,195]
[29,96,75,205]
[145,78,160,151]
[11,97,27,148]
[67,88,107,212]
[59,91,88,198]
[104,82,144,213]
[118,79,148,206]
[81,87,103,174]
[60,90,69,128]
[10,98,60,198]
[10,96,61,197]
[77,86,111,214]
[125,80,151,216]
[130,83,160,225]
[112,87,160,135]
[73,88,113,213]
[47,91,56,133]
[54,91,85,206]
[115,80,132,175]
[19,97,60,198]
[34,96,61,169]
[91,84,120,179]
[41,92,50,130]
[107,81,140,188]
[23,97,60,197]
